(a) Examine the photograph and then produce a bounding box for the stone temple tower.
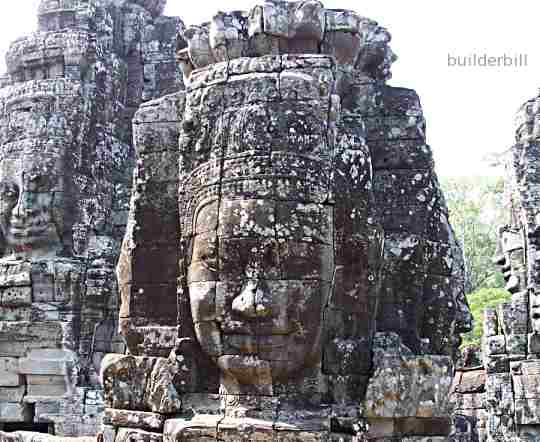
[453,88,540,442]
[102,2,472,442]
[0,0,181,437]
[0,1,473,440]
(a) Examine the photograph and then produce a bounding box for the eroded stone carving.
[105,2,471,441]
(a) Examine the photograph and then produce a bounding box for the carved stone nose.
[232,280,272,319]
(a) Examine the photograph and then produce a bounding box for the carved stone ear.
[0,225,6,258]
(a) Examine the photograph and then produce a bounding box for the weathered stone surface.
[0,386,25,403]
[18,349,77,376]
[0,0,182,437]
[365,333,453,419]
[0,401,32,422]
[105,2,471,441]
[0,433,95,442]
[103,408,165,431]
[115,428,162,442]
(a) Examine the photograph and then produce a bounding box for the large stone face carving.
[178,59,381,399]
[0,0,182,438]
[105,2,471,441]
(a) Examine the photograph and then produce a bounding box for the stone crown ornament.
[178,1,397,81]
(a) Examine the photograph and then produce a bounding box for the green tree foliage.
[460,287,511,347]
[441,176,511,348]
[441,176,507,292]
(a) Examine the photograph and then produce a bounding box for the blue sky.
[2,1,540,178]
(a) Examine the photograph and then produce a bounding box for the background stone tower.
[0,0,181,436]
[452,89,540,442]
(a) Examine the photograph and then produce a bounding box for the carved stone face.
[188,198,333,386]
[0,153,64,258]
[356,26,397,81]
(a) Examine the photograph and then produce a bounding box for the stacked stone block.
[449,87,540,442]
[452,367,486,441]
[0,0,182,438]
[105,2,472,442]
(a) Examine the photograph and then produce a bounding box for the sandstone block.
[33,399,61,419]
[26,383,67,397]
[515,399,540,425]
[483,335,506,356]
[101,354,181,413]
[483,308,498,337]
[18,349,77,376]
[115,428,163,442]
[0,261,31,287]
[104,408,165,431]
[27,375,66,385]
[529,333,540,354]
[164,416,219,441]
[506,333,527,356]
[0,372,23,387]
[0,322,62,356]
[513,373,540,399]
[103,426,117,442]
[0,286,32,307]
[364,335,453,419]
[0,386,25,402]
[0,357,18,373]
[0,402,31,422]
